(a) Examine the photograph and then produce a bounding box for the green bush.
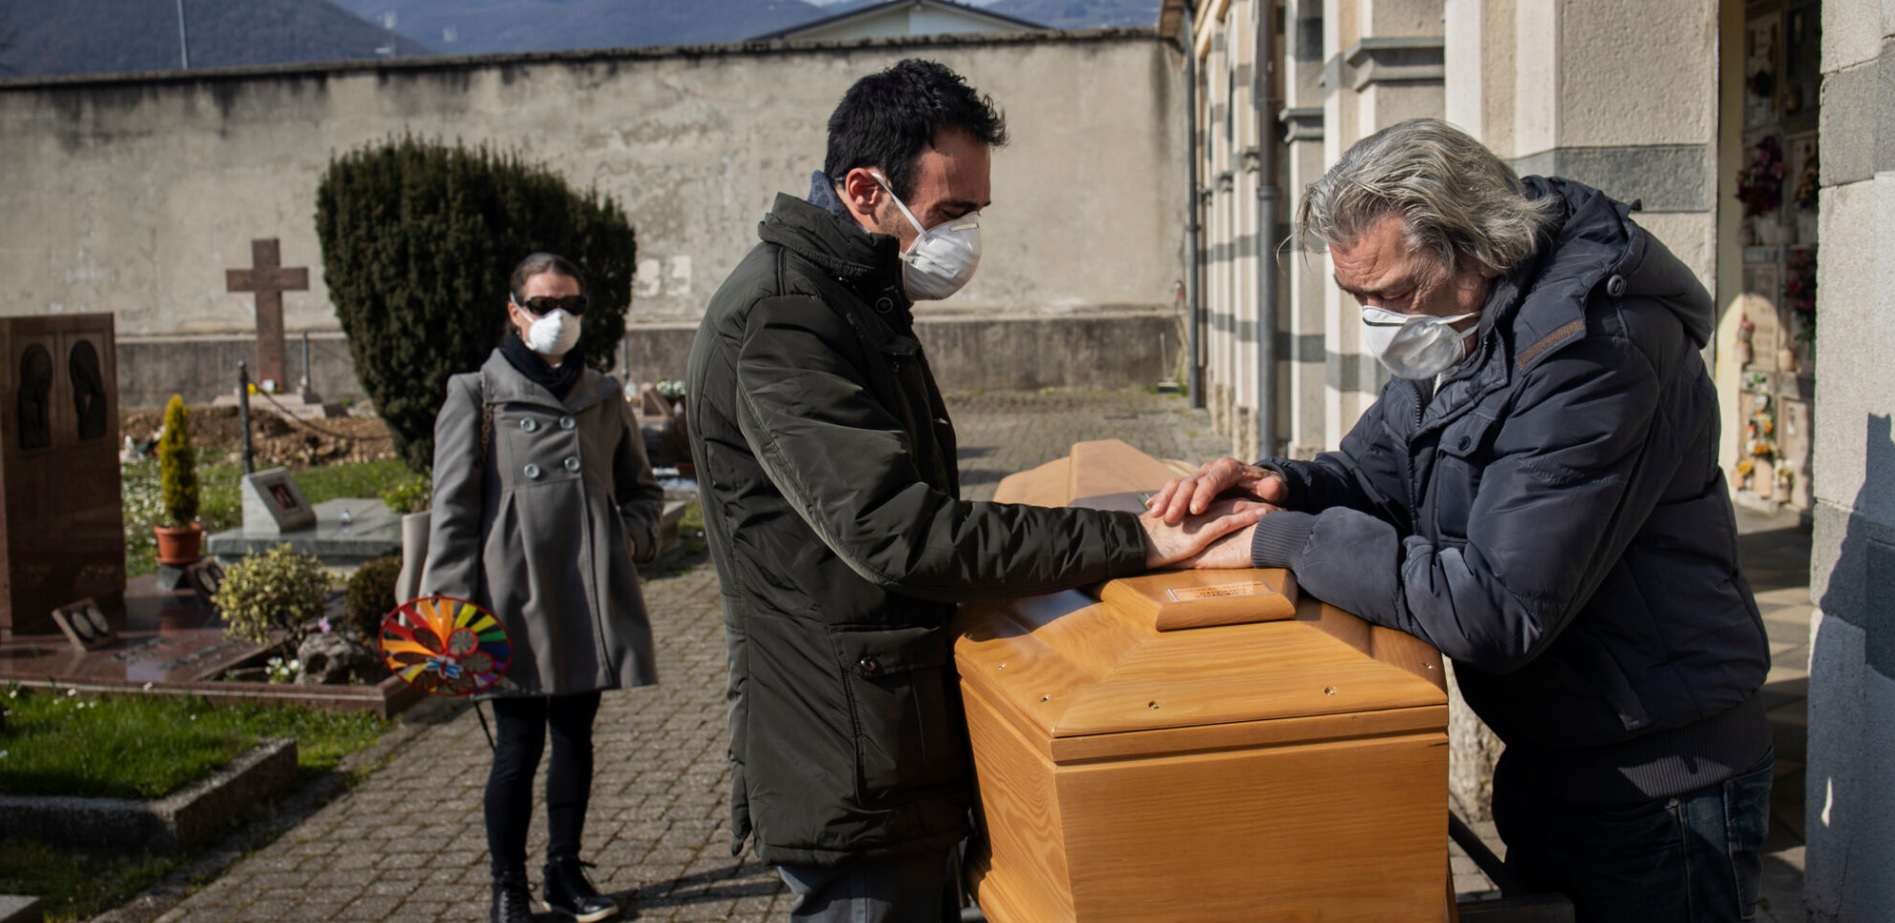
[315,135,637,472]
[213,544,333,648]
[381,472,432,514]
[344,555,403,641]
[157,395,198,525]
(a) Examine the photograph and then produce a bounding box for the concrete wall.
[0,30,1186,407]
[1804,1,1895,917]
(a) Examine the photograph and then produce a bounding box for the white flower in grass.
[66,688,78,697]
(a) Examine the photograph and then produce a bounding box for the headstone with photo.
[207,467,400,568]
[241,467,318,534]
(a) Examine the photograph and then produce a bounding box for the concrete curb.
[0,738,297,852]
[0,896,43,923]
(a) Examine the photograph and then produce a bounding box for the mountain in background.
[325,0,826,55]
[987,0,1161,29]
[0,0,432,78]
[327,0,1152,56]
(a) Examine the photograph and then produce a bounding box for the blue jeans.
[777,849,960,923]
[1494,749,1774,923]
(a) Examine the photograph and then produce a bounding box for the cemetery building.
[1181,0,1883,918]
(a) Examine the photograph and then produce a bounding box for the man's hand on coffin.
[1178,524,1260,570]
[1137,497,1272,569]
[1147,456,1288,527]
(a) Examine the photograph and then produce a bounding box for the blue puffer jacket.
[1250,178,1770,803]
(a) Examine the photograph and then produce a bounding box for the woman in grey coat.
[421,252,664,923]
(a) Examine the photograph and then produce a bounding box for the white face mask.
[873,172,981,301]
[1361,306,1478,380]
[516,303,582,357]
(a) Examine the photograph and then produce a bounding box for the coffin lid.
[956,440,1446,741]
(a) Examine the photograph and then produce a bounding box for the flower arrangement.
[1794,147,1820,211]
[1736,136,1787,217]
[1785,248,1817,343]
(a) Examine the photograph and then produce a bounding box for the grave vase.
[395,511,431,604]
[154,523,203,566]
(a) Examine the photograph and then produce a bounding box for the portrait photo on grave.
[245,467,318,533]
[51,598,114,652]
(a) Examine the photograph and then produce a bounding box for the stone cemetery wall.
[0,30,1188,407]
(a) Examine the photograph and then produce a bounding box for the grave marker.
[0,314,125,638]
[225,239,309,393]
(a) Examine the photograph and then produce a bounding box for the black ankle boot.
[491,868,534,923]
[542,857,618,922]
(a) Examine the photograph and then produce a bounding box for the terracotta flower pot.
[154,522,205,566]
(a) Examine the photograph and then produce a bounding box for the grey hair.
[1296,118,1559,278]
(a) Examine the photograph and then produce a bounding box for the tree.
[315,136,636,472]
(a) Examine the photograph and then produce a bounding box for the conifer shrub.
[157,395,198,526]
[315,135,637,472]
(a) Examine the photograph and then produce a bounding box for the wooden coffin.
[955,440,1450,922]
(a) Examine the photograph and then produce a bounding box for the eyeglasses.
[512,294,589,316]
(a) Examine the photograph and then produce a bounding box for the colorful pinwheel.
[380,596,512,696]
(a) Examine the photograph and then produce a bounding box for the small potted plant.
[154,394,203,566]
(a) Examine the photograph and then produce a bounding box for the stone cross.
[226,239,309,390]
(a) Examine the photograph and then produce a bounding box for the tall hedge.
[315,136,636,472]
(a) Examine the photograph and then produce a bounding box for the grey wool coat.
[420,350,663,697]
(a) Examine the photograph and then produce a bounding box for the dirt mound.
[122,405,397,467]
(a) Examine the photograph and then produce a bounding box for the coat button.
[563,456,581,472]
[523,464,542,480]
[874,297,894,314]
[521,418,539,433]
[1457,435,1473,451]
[559,416,577,430]
[858,657,881,676]
[1606,274,1628,297]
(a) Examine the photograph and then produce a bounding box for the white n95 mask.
[1361,306,1477,380]
[873,172,981,301]
[518,305,582,357]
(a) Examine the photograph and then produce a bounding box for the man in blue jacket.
[1154,119,1773,922]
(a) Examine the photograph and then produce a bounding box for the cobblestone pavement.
[140,389,1809,921]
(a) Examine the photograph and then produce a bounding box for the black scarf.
[500,328,586,400]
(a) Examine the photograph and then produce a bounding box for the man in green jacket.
[686,59,1258,922]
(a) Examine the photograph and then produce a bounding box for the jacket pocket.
[1429,415,1494,541]
[830,624,967,806]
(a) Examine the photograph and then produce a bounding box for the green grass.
[124,458,418,577]
[0,839,183,922]
[0,685,391,920]
[0,684,388,799]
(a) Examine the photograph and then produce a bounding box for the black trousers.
[484,691,603,876]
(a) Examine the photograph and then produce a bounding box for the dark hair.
[823,58,1008,201]
[509,252,585,301]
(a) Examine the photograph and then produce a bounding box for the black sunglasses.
[513,294,589,316]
